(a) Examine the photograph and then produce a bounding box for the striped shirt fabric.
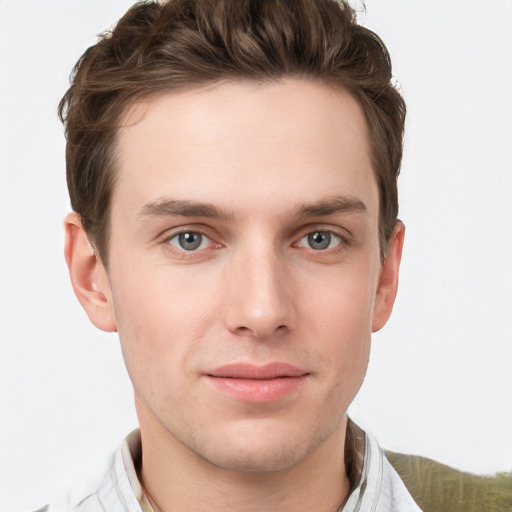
[38,423,421,512]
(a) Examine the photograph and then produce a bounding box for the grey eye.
[307,231,332,250]
[174,232,203,250]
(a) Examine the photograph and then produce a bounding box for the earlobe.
[371,221,405,333]
[64,212,117,332]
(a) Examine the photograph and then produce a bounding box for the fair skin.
[65,79,404,512]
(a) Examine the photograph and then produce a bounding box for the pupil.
[308,231,330,250]
[179,232,202,250]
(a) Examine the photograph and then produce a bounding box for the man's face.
[100,79,393,472]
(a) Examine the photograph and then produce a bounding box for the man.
[51,0,416,510]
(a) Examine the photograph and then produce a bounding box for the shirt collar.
[121,429,155,512]
[120,419,367,512]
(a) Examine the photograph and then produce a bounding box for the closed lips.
[206,363,309,379]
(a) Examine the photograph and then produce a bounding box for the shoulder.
[31,430,144,512]
[30,484,128,512]
[342,426,422,511]
[28,485,117,512]
[28,497,102,512]
[386,450,512,512]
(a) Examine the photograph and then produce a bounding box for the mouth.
[204,362,309,403]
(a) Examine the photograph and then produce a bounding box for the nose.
[223,245,296,339]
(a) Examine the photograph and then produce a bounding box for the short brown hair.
[59,0,406,263]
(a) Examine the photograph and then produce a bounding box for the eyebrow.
[138,195,366,221]
[138,199,234,220]
[296,195,367,218]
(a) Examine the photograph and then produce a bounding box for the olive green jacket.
[387,451,512,512]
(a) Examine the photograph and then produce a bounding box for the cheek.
[109,266,213,384]
[112,259,215,330]
[301,260,377,334]
[298,263,376,380]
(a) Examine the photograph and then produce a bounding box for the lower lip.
[205,375,308,403]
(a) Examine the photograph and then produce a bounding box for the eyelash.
[294,230,346,251]
[160,226,350,257]
[161,228,221,258]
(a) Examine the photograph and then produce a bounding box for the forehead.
[113,79,378,220]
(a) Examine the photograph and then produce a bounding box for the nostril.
[233,324,288,339]
[274,325,288,334]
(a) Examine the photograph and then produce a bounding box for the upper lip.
[206,362,309,379]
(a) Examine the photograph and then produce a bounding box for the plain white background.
[1,1,511,510]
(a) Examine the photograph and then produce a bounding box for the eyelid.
[168,232,210,251]
[159,223,219,242]
[290,223,354,257]
[293,223,352,243]
[296,231,343,249]
[159,225,223,255]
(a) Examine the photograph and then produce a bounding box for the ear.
[64,212,117,332]
[372,221,405,333]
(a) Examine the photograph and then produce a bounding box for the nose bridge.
[223,236,295,338]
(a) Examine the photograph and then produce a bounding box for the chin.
[190,418,335,474]
[202,442,309,474]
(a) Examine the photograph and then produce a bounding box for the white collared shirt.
[39,426,421,512]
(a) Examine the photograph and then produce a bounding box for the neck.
[138,417,350,512]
